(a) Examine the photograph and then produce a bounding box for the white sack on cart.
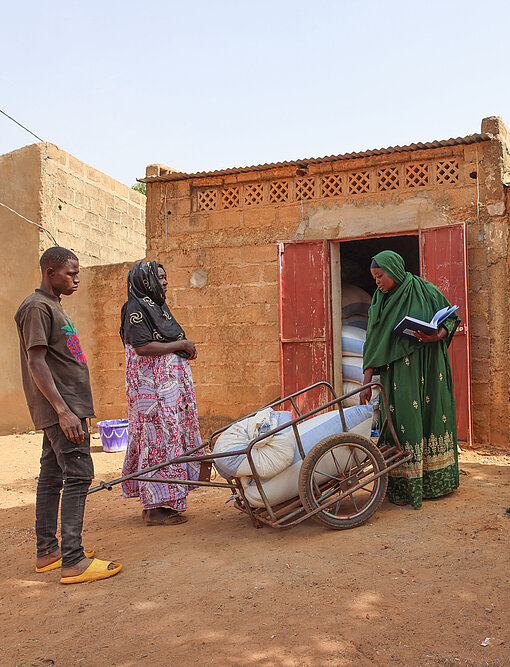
[213,408,295,480]
[241,403,373,508]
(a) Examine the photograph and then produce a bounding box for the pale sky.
[1,0,509,186]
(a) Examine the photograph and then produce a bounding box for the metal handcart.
[89,382,412,530]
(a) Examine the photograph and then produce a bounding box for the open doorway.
[340,235,419,296]
[278,228,471,443]
[330,234,420,402]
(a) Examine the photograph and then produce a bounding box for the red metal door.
[278,240,332,414]
[420,224,472,444]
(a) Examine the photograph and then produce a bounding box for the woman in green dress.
[360,250,460,508]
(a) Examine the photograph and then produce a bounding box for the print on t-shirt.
[61,317,87,363]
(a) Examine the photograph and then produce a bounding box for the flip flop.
[60,558,122,584]
[36,548,95,573]
[143,513,188,526]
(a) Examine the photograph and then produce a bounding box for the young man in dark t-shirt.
[15,247,122,584]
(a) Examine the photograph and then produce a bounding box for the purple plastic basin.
[97,419,129,452]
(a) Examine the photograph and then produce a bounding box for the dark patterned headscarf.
[120,261,188,357]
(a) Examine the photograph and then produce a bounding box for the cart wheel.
[298,433,387,530]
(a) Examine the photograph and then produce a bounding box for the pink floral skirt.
[121,345,203,511]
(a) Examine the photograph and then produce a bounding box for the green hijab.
[363,251,460,371]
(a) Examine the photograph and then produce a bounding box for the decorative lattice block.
[348,171,371,194]
[405,163,429,187]
[436,160,459,185]
[244,183,264,206]
[268,180,289,203]
[221,187,240,209]
[197,189,217,211]
[377,167,400,191]
[321,174,343,197]
[295,177,315,200]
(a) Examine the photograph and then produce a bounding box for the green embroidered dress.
[363,251,460,508]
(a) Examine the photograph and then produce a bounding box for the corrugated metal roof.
[140,133,487,183]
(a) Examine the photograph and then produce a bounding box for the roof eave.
[138,133,489,184]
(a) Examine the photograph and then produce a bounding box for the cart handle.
[205,381,340,446]
[88,381,403,501]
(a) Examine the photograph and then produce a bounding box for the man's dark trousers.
[35,419,94,568]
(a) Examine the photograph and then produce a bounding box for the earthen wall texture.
[67,121,510,450]
[39,143,146,266]
[0,145,42,432]
[66,262,131,424]
[0,142,145,433]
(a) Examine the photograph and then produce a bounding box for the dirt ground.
[1,433,509,667]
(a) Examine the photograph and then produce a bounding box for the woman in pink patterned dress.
[119,261,203,525]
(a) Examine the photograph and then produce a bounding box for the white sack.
[342,380,363,407]
[213,408,296,479]
[241,404,374,508]
[341,325,366,357]
[342,355,364,384]
[342,283,372,318]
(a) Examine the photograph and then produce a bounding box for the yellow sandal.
[36,548,95,573]
[60,558,122,584]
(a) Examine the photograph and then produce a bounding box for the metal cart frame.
[89,382,412,530]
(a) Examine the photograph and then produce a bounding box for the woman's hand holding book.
[414,326,447,343]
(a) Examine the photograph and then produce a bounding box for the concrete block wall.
[39,143,146,265]
[66,248,281,437]
[0,142,146,433]
[140,129,510,450]
[164,244,280,435]
[66,262,131,424]
[17,121,506,447]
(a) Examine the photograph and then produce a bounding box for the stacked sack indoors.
[341,283,371,406]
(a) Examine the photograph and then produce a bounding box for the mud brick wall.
[158,244,280,436]
[466,117,510,450]
[0,145,43,432]
[141,122,510,449]
[39,143,146,265]
[0,142,145,433]
[66,262,132,423]
[68,248,281,436]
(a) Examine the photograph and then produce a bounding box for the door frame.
[330,230,420,395]
[278,239,332,412]
[330,225,472,444]
[419,222,472,444]
[278,226,472,445]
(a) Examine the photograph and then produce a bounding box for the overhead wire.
[0,108,45,143]
[0,108,57,245]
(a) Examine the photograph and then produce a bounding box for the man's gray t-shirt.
[15,289,95,429]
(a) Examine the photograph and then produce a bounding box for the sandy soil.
[1,433,509,667]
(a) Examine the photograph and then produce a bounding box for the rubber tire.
[298,432,387,530]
